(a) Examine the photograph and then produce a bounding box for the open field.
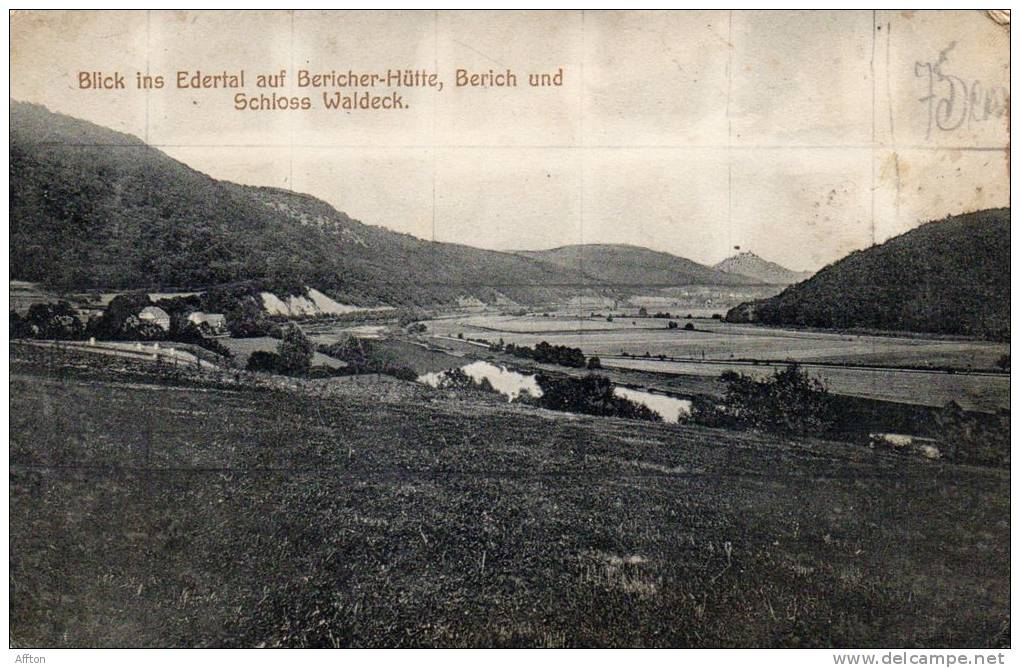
[10,280,65,314]
[405,337,1002,437]
[534,286,785,316]
[604,357,1010,413]
[301,322,393,345]
[426,315,1009,370]
[9,346,1010,648]
[423,315,1010,411]
[366,338,470,374]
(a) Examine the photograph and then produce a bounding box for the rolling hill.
[10,101,769,309]
[516,244,757,287]
[713,251,813,285]
[8,101,613,307]
[725,209,1010,340]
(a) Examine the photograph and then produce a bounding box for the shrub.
[277,323,313,375]
[684,323,695,331]
[118,317,167,342]
[247,350,282,372]
[384,364,419,382]
[433,367,477,390]
[530,373,661,422]
[587,356,602,370]
[934,402,1009,468]
[699,364,835,435]
[322,336,376,365]
[996,354,1009,371]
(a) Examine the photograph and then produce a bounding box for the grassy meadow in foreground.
[9,346,1010,648]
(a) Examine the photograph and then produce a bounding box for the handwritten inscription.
[915,42,1008,139]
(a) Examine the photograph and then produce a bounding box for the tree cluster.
[245,324,314,375]
[692,365,835,435]
[526,373,661,422]
[318,336,418,381]
[10,293,232,359]
[489,339,589,369]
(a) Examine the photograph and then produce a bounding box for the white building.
[138,306,171,331]
[187,311,227,334]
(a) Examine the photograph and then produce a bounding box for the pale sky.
[10,10,1010,271]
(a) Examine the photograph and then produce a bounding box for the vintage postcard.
[7,9,1011,654]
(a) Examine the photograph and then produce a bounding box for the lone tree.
[277,323,313,375]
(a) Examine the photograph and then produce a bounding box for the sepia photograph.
[6,8,1012,655]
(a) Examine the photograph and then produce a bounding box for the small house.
[138,306,171,331]
[187,311,227,334]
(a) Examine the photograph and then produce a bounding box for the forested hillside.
[10,101,605,306]
[517,244,755,287]
[725,209,1010,340]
